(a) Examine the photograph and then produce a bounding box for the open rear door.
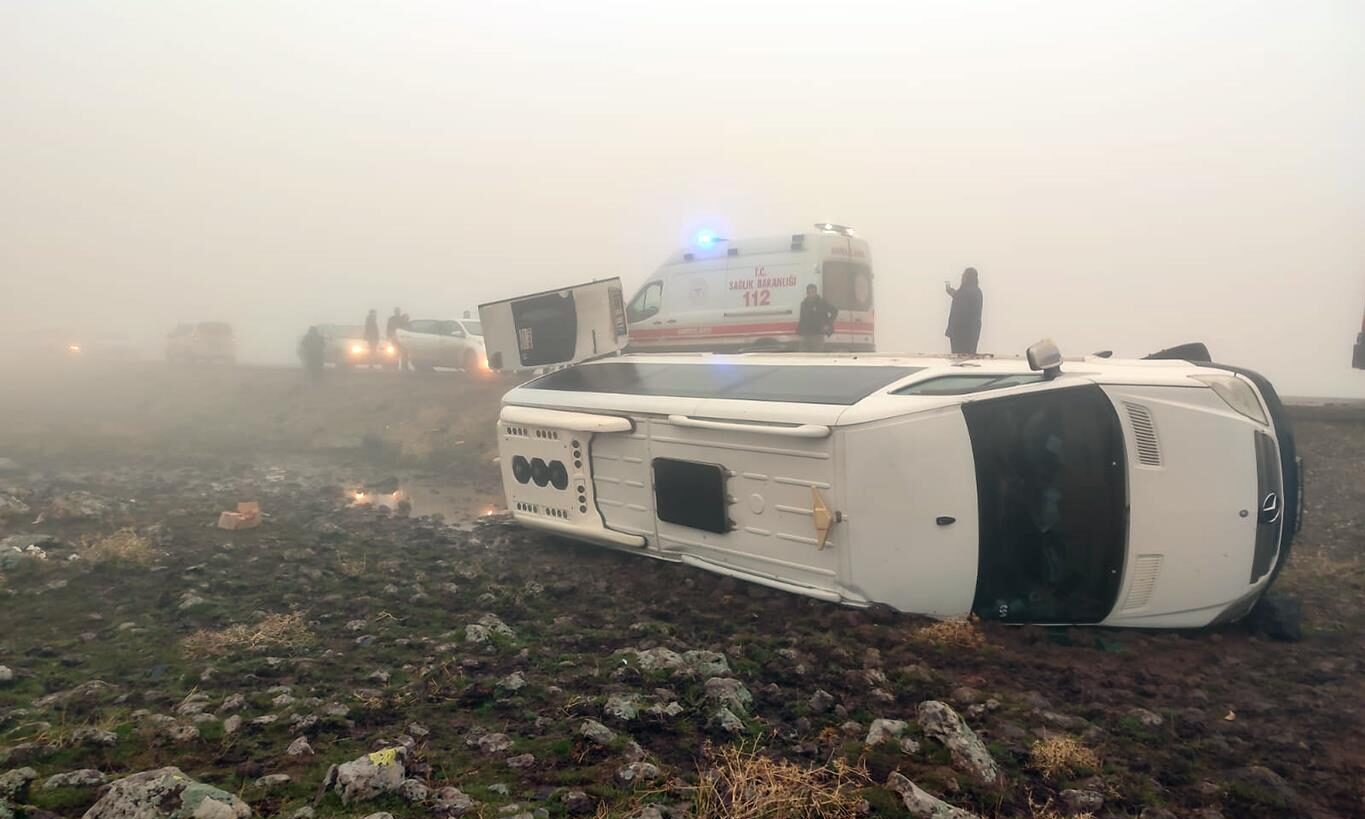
[479,279,629,372]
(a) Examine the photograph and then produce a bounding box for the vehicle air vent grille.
[1122,554,1163,611]
[1123,402,1162,467]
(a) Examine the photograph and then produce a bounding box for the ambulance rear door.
[479,279,630,372]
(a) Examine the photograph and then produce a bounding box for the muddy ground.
[0,362,1362,818]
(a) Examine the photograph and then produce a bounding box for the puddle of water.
[349,479,504,527]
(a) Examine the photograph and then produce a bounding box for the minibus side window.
[627,281,663,322]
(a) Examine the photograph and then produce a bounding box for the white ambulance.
[623,224,875,353]
[478,282,1301,630]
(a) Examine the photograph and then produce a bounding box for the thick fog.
[3,1,1363,397]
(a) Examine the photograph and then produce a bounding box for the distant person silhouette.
[298,326,325,381]
[944,267,983,354]
[364,309,380,368]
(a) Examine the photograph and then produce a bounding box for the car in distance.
[479,281,1301,630]
[396,317,487,372]
[166,322,236,364]
[316,324,398,369]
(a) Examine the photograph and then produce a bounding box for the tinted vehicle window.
[462,320,482,336]
[821,261,873,311]
[525,362,922,405]
[894,373,1044,396]
[964,385,1127,624]
[627,282,663,322]
[408,320,440,334]
[439,321,463,336]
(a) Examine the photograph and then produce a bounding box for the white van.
[624,224,875,353]
[480,283,1303,629]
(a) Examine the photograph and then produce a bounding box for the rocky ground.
[0,363,1362,818]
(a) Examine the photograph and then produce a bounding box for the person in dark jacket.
[298,326,325,381]
[945,267,983,354]
[385,308,403,342]
[797,284,839,352]
[363,309,380,368]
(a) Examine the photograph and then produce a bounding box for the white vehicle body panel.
[491,351,1298,629]
[397,319,486,370]
[626,230,875,353]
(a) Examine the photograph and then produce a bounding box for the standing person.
[944,267,983,355]
[363,309,380,368]
[298,326,325,381]
[796,284,839,353]
[385,308,402,343]
[398,311,413,372]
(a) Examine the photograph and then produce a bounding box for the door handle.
[666,320,677,324]
[667,415,831,439]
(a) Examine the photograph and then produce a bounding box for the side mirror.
[1026,339,1063,379]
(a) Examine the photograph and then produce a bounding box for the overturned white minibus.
[479,281,1302,629]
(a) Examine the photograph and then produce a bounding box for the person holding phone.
[944,267,983,354]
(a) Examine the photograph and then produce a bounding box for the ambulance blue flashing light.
[693,229,725,249]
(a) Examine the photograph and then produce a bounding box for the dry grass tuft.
[1029,735,1100,779]
[182,612,314,658]
[910,618,986,650]
[80,528,155,564]
[1028,794,1093,819]
[689,741,869,819]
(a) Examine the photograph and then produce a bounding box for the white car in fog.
[478,279,1302,629]
[396,318,487,372]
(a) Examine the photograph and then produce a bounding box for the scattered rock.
[604,693,641,721]
[579,719,616,746]
[703,677,752,714]
[217,693,245,713]
[617,761,661,785]
[33,679,115,709]
[256,774,292,790]
[561,789,593,815]
[865,718,909,747]
[48,491,112,520]
[286,736,314,756]
[398,778,429,802]
[0,742,57,766]
[498,671,527,691]
[43,769,107,789]
[1060,789,1105,814]
[69,726,118,747]
[809,689,835,713]
[333,747,407,804]
[478,733,514,754]
[1126,707,1164,728]
[432,785,477,815]
[713,706,745,734]
[222,715,242,735]
[0,767,37,802]
[622,647,731,677]
[84,767,250,818]
[887,771,980,819]
[0,667,12,685]
[507,753,536,769]
[361,813,395,819]
[916,700,1001,786]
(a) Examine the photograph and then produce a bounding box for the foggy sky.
[3,1,1363,397]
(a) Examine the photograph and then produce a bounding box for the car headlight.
[67,344,82,354]
[350,343,365,355]
[1193,374,1268,424]
[384,343,396,355]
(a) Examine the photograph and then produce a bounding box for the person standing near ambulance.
[944,267,983,354]
[797,284,839,352]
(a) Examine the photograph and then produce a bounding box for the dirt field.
[0,362,1362,819]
